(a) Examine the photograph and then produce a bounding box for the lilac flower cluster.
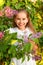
[23,35,29,42]
[0,31,4,39]
[30,32,42,39]
[4,6,18,18]
[0,6,18,18]
[23,32,42,43]
[32,55,42,61]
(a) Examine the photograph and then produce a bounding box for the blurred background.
[0,0,43,65]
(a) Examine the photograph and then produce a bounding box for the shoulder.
[6,27,18,33]
[26,27,33,34]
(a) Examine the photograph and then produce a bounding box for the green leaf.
[12,0,18,4]
[22,56,25,63]
[39,35,43,47]
[32,38,39,44]
[23,43,32,53]
[25,0,28,4]
[14,2,25,9]
[6,0,11,6]
[8,45,16,57]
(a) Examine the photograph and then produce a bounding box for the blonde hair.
[13,9,36,34]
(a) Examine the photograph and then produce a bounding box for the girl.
[10,9,38,65]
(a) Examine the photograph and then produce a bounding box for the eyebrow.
[16,18,26,20]
[16,17,26,19]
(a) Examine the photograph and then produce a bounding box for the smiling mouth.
[19,23,25,26]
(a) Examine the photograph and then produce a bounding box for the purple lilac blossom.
[4,6,18,18]
[23,35,29,42]
[32,55,42,61]
[30,32,42,39]
[13,10,18,15]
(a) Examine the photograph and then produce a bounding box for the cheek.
[15,19,19,24]
[25,19,28,24]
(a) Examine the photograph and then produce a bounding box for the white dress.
[9,27,36,65]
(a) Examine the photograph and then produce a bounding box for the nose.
[20,19,23,23]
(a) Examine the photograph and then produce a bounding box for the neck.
[18,27,26,31]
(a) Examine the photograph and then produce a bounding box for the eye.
[23,18,25,20]
[17,18,20,20]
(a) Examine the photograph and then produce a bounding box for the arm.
[28,39,38,55]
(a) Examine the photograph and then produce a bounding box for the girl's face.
[15,11,28,30]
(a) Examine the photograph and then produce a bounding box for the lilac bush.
[4,6,18,18]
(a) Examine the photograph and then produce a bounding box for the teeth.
[20,23,25,25]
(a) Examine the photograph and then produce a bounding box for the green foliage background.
[0,0,43,32]
[0,0,43,65]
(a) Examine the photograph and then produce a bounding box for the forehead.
[16,11,27,18]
